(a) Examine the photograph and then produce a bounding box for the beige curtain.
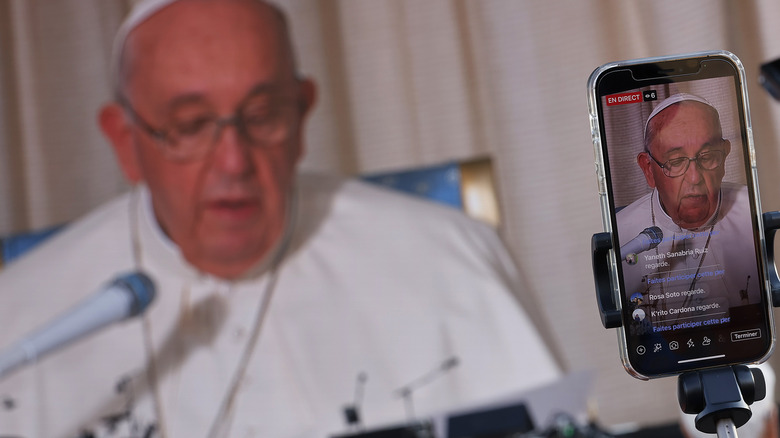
[4,0,780,429]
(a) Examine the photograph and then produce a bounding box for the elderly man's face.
[638,102,730,229]
[101,0,315,278]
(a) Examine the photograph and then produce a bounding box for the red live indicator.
[606,91,642,106]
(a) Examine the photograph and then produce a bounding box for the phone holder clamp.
[762,211,780,306]
[590,231,621,329]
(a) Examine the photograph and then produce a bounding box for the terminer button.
[731,329,762,342]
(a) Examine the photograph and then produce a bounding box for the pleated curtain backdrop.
[3,0,780,429]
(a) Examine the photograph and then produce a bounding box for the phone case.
[587,51,775,379]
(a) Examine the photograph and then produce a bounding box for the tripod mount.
[591,211,780,437]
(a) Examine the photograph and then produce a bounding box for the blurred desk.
[615,423,685,438]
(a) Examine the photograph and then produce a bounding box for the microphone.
[343,372,368,428]
[0,272,156,381]
[394,356,460,421]
[620,226,663,265]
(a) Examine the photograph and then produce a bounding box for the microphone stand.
[343,372,367,432]
[393,357,459,421]
[590,212,780,438]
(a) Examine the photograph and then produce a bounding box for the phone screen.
[590,52,774,378]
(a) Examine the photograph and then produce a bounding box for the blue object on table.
[361,157,500,227]
[361,161,464,210]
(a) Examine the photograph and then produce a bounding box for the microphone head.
[643,226,663,249]
[113,272,156,317]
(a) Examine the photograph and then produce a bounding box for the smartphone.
[587,51,775,379]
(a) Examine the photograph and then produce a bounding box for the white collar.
[651,188,721,233]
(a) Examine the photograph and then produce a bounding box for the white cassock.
[0,172,559,438]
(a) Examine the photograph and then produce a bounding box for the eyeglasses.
[646,149,726,178]
[119,95,300,162]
